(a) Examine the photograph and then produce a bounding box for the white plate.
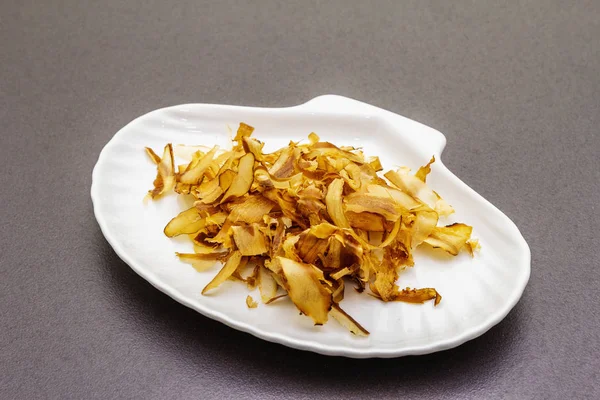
[91,95,530,358]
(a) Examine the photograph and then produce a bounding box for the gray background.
[1,1,599,399]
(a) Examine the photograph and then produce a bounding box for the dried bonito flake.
[246,295,258,309]
[146,123,479,336]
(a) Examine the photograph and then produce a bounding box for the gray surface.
[1,1,599,399]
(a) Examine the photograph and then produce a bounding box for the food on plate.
[146,123,478,335]
[246,295,258,309]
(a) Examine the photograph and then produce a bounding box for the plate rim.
[91,94,531,358]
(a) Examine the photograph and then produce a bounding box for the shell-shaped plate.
[91,95,530,358]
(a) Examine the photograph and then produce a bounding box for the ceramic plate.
[91,95,530,358]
